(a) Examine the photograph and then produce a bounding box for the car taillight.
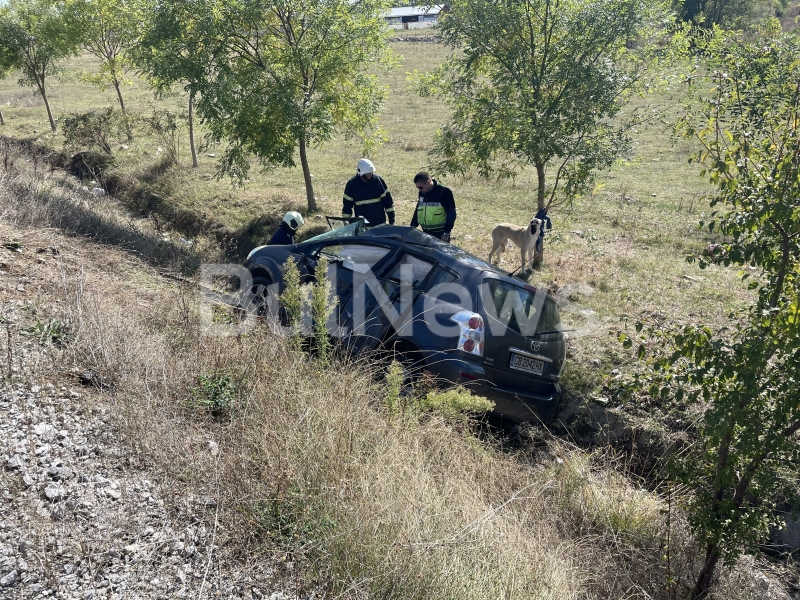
[450,311,484,357]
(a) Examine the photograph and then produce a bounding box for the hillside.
[0,128,797,599]
[0,34,798,598]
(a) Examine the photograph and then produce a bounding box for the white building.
[385,5,447,29]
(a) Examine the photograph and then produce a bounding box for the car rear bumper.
[419,350,561,422]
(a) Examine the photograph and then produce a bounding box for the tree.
[155,0,394,211]
[415,0,671,211]
[0,0,81,133]
[135,0,208,167]
[675,0,763,28]
[66,0,146,119]
[622,23,800,599]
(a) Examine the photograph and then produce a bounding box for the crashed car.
[242,220,567,422]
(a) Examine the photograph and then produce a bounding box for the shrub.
[279,256,303,345]
[144,110,180,166]
[22,318,72,346]
[190,372,240,419]
[310,255,336,364]
[62,108,128,155]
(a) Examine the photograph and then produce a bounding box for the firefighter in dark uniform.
[268,211,305,245]
[341,159,395,227]
[409,172,457,242]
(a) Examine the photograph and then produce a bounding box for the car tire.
[243,275,273,317]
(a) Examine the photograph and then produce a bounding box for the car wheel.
[242,275,273,317]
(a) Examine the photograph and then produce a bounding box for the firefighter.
[268,211,305,245]
[409,171,456,242]
[341,158,395,227]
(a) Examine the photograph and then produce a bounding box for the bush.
[144,110,180,166]
[62,108,128,155]
[190,372,240,419]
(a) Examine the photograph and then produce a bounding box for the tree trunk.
[299,132,317,212]
[113,79,127,115]
[112,77,134,142]
[189,92,198,168]
[691,544,719,599]
[0,109,4,126]
[40,85,56,133]
[535,161,546,211]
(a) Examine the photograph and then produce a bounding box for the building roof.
[386,5,446,18]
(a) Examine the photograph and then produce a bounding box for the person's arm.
[410,207,418,229]
[443,188,457,233]
[342,180,354,218]
[380,179,395,224]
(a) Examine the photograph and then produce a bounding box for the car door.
[309,241,395,334]
[342,251,436,353]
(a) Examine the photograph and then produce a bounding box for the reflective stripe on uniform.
[385,207,395,213]
[343,193,354,201]
[355,197,382,205]
[341,212,351,217]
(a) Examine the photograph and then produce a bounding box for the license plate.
[509,353,544,376]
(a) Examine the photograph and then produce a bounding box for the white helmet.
[282,211,304,231]
[357,158,375,176]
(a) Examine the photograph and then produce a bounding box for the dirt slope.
[0,222,294,600]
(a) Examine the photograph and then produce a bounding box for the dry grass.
[0,137,216,273]
[0,157,789,598]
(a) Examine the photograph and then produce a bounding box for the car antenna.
[508,264,526,278]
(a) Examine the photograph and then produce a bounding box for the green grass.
[0,35,749,402]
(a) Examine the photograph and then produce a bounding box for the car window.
[425,264,459,290]
[319,244,391,274]
[385,253,435,289]
[482,279,561,336]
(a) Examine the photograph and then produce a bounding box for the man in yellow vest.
[409,172,457,242]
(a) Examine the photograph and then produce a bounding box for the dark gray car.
[243,221,567,422]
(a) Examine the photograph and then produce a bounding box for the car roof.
[286,223,550,296]
[359,225,511,276]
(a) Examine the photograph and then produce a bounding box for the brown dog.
[488,217,543,274]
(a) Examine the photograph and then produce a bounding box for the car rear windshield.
[481,279,561,336]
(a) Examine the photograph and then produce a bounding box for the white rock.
[6,455,24,470]
[34,424,56,441]
[0,569,17,586]
[43,484,64,501]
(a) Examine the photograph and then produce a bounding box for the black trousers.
[423,229,448,240]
